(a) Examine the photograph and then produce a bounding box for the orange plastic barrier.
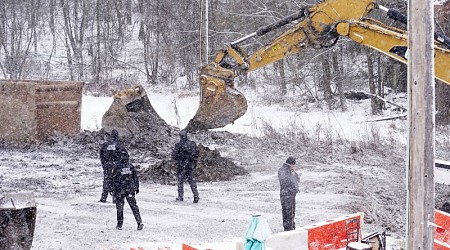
[305,213,363,250]
[182,243,198,250]
[435,210,450,250]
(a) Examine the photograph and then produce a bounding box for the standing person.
[278,156,301,231]
[172,130,200,203]
[111,161,143,230]
[100,129,144,230]
[99,129,126,203]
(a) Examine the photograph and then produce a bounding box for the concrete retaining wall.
[0,79,84,142]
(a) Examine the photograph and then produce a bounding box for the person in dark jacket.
[278,156,301,231]
[172,130,200,203]
[99,129,128,203]
[111,161,143,230]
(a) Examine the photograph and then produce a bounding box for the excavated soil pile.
[70,130,249,185]
[55,127,248,185]
[139,144,248,184]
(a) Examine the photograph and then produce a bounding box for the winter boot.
[137,223,144,230]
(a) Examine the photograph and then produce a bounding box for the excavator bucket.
[185,63,248,132]
[102,85,169,136]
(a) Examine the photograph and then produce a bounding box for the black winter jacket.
[172,138,199,166]
[278,163,300,196]
[111,163,139,196]
[100,133,129,170]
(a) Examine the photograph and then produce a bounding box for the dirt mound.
[138,144,248,184]
[45,128,249,184]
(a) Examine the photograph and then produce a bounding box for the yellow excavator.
[185,0,450,132]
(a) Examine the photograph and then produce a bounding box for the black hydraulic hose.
[256,9,306,36]
[386,8,450,49]
[386,9,407,25]
[231,8,307,45]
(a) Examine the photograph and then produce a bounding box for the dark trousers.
[100,167,111,201]
[114,193,142,227]
[100,176,110,201]
[280,194,296,231]
[177,164,199,199]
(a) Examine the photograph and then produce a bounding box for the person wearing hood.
[172,130,200,203]
[111,161,143,231]
[99,129,128,203]
[278,156,301,231]
[102,129,143,231]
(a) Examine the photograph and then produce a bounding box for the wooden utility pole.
[199,0,209,65]
[407,0,435,248]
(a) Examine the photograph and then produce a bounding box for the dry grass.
[259,117,397,154]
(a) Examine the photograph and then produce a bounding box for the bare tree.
[276,59,287,95]
[321,52,333,110]
[139,0,162,85]
[176,0,201,86]
[365,48,380,115]
[332,46,347,111]
[45,0,58,79]
[0,0,40,79]
[376,55,384,110]
[60,0,92,80]
[88,0,131,88]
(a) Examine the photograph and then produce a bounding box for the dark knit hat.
[286,156,296,165]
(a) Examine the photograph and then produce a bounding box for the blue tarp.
[244,215,272,250]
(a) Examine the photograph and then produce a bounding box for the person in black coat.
[172,130,200,203]
[111,161,143,230]
[99,129,128,203]
[278,156,301,231]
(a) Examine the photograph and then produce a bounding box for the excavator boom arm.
[220,0,378,73]
[336,19,450,85]
[185,0,450,132]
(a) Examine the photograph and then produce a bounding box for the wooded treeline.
[0,0,449,121]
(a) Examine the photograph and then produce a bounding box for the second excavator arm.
[185,0,450,132]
